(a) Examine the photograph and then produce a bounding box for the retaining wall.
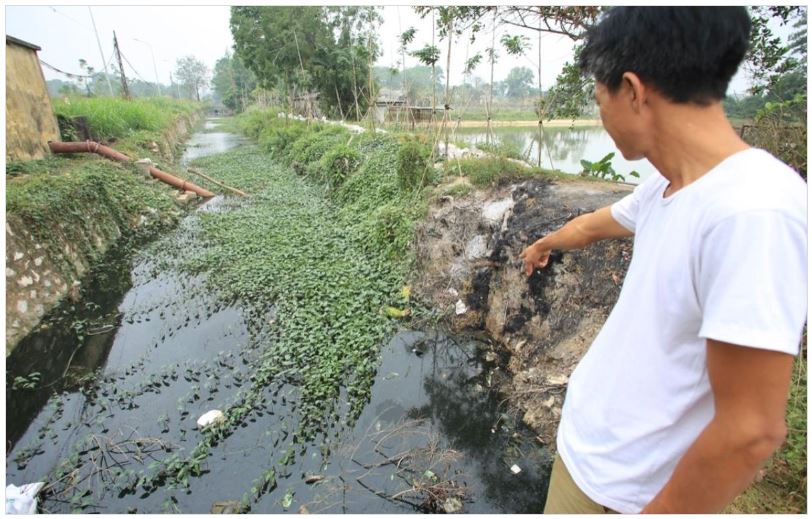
[5,111,202,354]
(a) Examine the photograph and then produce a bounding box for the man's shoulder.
[700,148,806,226]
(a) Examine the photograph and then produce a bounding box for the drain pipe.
[48,140,215,198]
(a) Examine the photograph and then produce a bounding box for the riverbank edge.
[444,118,602,128]
[5,110,204,354]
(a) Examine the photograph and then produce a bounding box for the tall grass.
[52,97,200,141]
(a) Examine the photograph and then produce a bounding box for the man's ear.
[621,72,647,113]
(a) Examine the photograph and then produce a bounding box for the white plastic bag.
[6,482,45,514]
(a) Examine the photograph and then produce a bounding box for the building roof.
[6,35,41,51]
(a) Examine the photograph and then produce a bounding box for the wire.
[39,59,93,79]
[47,6,90,30]
[118,51,148,82]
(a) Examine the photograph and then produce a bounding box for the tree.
[503,67,534,98]
[543,45,595,119]
[375,65,443,106]
[212,52,257,112]
[175,56,209,101]
[230,6,381,120]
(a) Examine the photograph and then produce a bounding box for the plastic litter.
[6,482,45,514]
[481,197,514,224]
[196,409,225,429]
[443,496,463,513]
[510,464,522,474]
[455,300,468,315]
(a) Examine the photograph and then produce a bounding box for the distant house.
[373,88,449,127]
[372,88,407,123]
[6,35,61,161]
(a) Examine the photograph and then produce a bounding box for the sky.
[5,4,763,96]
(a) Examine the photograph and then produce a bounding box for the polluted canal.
[6,118,552,513]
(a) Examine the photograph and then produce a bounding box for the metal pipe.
[48,140,215,198]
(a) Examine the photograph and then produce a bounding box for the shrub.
[258,122,307,157]
[396,139,432,191]
[366,202,417,260]
[317,144,361,188]
[288,131,346,175]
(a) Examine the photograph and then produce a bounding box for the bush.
[288,130,347,175]
[258,122,308,157]
[365,202,418,260]
[317,144,361,188]
[396,139,432,191]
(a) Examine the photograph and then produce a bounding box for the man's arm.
[519,205,633,276]
[641,339,794,513]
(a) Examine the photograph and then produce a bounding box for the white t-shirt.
[556,148,807,513]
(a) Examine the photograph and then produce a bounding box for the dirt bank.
[413,176,633,445]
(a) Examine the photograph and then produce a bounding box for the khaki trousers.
[544,453,620,514]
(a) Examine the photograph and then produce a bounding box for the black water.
[5,119,552,513]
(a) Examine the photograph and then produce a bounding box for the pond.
[6,118,552,513]
[454,125,659,184]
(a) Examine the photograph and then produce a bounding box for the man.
[519,7,807,514]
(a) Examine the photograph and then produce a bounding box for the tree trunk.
[443,12,453,159]
[431,9,437,124]
[487,9,496,145]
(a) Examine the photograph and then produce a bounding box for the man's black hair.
[579,7,751,104]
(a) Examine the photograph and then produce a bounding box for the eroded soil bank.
[413,177,634,445]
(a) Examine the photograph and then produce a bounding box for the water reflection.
[457,125,658,183]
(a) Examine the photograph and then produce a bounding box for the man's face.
[594,81,646,161]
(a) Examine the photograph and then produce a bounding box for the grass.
[474,141,525,161]
[454,106,540,122]
[443,156,553,188]
[52,96,201,142]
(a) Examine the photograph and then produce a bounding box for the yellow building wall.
[6,42,61,161]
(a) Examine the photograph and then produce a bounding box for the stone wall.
[5,112,202,354]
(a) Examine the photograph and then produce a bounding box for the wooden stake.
[187,168,248,197]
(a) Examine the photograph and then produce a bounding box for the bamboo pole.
[187,167,248,197]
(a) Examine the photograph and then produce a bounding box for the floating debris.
[196,409,225,429]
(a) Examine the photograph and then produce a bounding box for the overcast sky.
[6,4,757,95]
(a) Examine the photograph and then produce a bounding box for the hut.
[372,88,407,124]
[6,35,61,161]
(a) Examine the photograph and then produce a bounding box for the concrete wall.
[6,41,60,161]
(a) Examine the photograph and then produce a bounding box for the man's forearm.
[641,418,784,513]
[531,206,632,253]
[534,214,592,251]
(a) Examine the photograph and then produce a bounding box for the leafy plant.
[580,152,639,182]
[396,139,432,191]
[12,372,41,390]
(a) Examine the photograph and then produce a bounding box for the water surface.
[455,125,659,183]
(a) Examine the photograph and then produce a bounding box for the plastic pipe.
[48,140,215,198]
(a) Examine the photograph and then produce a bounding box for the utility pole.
[170,71,181,99]
[88,7,114,96]
[134,38,161,96]
[113,31,131,100]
